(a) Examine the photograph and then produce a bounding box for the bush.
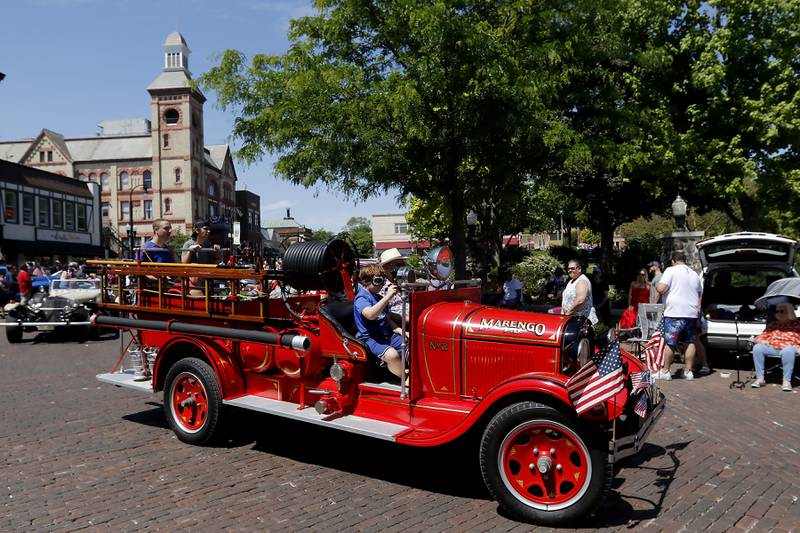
[511,252,563,299]
[548,245,578,266]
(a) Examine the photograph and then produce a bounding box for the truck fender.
[152,336,245,397]
[398,375,573,447]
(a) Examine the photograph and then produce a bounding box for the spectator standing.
[501,271,523,308]
[649,261,663,303]
[561,260,598,324]
[18,262,32,305]
[619,268,651,329]
[654,252,703,380]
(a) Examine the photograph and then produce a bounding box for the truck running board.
[224,395,409,442]
[97,372,155,393]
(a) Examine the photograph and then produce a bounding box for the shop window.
[4,190,18,223]
[65,201,75,231]
[38,197,50,227]
[52,200,63,228]
[22,194,34,225]
[76,204,87,231]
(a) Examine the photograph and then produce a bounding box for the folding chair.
[625,303,665,360]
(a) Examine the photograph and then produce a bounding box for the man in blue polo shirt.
[354,263,404,379]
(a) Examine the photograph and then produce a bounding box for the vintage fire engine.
[90,240,664,525]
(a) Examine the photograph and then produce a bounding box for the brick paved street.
[2,331,800,532]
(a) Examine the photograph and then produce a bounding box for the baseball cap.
[647,260,661,268]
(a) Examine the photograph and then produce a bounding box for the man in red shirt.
[17,262,31,304]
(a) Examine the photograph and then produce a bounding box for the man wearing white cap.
[379,248,406,321]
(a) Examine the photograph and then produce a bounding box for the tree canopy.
[199,0,800,275]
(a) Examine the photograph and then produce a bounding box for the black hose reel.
[282,239,356,293]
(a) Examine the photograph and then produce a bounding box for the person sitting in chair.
[354,264,405,379]
[751,298,799,391]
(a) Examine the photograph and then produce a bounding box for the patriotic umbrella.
[567,339,625,415]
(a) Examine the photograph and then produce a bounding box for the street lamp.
[128,183,149,259]
[671,195,687,232]
[466,210,478,275]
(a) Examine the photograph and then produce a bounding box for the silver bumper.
[610,395,666,462]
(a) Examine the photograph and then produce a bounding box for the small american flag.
[634,390,649,418]
[644,320,666,372]
[630,370,652,392]
[567,339,625,415]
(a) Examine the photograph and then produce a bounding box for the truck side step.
[224,395,409,441]
[97,372,155,393]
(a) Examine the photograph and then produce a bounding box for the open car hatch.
[697,232,798,269]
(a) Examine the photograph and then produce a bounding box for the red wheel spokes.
[172,373,208,431]
[502,424,588,506]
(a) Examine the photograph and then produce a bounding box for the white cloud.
[263,199,293,211]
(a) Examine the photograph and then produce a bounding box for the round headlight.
[425,245,453,281]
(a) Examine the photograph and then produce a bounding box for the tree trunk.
[738,194,762,231]
[600,224,615,270]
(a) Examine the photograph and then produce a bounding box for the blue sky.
[0,0,403,232]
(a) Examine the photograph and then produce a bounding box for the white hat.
[379,248,404,266]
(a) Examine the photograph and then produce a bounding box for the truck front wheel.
[163,358,222,445]
[479,402,610,525]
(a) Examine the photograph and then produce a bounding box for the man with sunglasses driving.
[354,263,405,379]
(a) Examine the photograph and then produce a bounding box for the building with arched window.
[0,32,237,256]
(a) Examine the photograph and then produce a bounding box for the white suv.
[697,232,798,352]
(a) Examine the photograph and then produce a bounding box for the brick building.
[0,32,237,255]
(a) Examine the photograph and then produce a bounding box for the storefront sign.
[37,229,91,244]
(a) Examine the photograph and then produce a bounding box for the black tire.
[479,401,610,526]
[163,358,222,445]
[5,317,23,343]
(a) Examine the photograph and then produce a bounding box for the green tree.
[198,0,571,278]
[671,0,800,233]
[311,228,335,242]
[405,196,450,245]
[343,217,373,257]
[540,0,684,267]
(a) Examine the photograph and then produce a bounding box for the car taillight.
[706,309,724,319]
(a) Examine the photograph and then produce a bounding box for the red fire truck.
[90,240,664,525]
